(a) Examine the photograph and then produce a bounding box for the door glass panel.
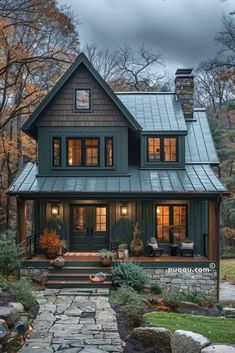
[173,206,187,241]
[73,207,86,232]
[95,207,107,232]
[85,139,99,166]
[156,206,169,241]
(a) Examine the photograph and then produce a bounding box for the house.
[7,53,228,294]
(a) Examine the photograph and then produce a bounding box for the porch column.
[208,199,219,262]
[17,198,26,244]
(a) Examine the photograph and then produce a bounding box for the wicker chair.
[180,240,195,257]
[147,237,164,257]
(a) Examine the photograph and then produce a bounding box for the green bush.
[163,290,215,309]
[110,285,141,306]
[122,302,145,326]
[0,237,20,278]
[9,279,36,310]
[112,262,147,290]
[150,283,162,295]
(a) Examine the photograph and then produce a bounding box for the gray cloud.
[60,0,234,71]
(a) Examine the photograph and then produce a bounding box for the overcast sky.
[59,0,234,72]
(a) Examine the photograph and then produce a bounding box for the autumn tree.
[0,0,79,230]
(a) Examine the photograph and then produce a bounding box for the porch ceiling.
[8,162,228,196]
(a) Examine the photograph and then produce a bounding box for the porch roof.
[8,162,228,196]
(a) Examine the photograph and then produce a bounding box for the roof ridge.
[116,91,175,95]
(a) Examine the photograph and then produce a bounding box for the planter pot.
[124,249,129,258]
[90,274,106,283]
[51,258,65,268]
[118,250,125,259]
[131,248,142,256]
[45,247,58,259]
[100,257,112,267]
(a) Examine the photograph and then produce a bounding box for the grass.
[145,312,235,344]
[220,259,235,283]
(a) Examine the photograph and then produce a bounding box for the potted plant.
[98,249,115,266]
[118,244,126,259]
[39,228,67,259]
[90,272,107,283]
[130,222,144,256]
[50,256,65,269]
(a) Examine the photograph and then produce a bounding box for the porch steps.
[46,262,113,289]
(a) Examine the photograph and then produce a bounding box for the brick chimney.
[175,68,194,119]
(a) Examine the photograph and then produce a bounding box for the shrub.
[150,283,162,295]
[112,261,147,290]
[0,237,20,278]
[163,290,215,309]
[122,302,145,326]
[110,285,141,306]
[9,279,36,310]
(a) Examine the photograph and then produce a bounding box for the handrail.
[18,234,36,259]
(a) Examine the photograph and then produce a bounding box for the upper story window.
[147,136,177,162]
[75,89,91,111]
[67,137,99,167]
[52,137,61,167]
[105,137,113,167]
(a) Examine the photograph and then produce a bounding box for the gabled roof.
[117,92,187,133]
[8,162,228,196]
[22,53,142,138]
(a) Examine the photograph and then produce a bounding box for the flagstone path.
[19,288,123,353]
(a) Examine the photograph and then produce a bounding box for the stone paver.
[19,289,122,353]
[220,281,235,303]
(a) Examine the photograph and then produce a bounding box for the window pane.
[164,138,177,161]
[76,89,90,110]
[85,138,99,166]
[68,139,81,166]
[148,138,160,161]
[73,207,86,232]
[156,206,170,241]
[173,206,187,241]
[53,138,61,167]
[96,207,107,232]
[105,138,113,167]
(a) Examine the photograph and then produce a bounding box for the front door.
[70,205,109,251]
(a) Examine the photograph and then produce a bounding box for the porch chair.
[147,237,164,257]
[180,240,195,257]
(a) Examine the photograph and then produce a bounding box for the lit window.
[67,138,99,167]
[147,136,177,162]
[67,138,82,166]
[105,137,113,167]
[52,137,61,167]
[85,139,99,166]
[75,89,90,110]
[96,207,107,232]
[156,205,187,242]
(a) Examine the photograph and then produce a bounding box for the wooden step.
[47,280,112,289]
[48,273,112,277]
[47,280,112,285]
[48,266,111,270]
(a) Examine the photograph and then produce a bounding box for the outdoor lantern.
[120,204,128,216]
[51,205,60,216]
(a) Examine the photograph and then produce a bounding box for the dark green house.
[8,53,228,293]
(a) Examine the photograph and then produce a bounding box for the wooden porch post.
[208,199,219,262]
[17,198,26,244]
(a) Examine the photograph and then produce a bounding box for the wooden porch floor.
[24,252,209,263]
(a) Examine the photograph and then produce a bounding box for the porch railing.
[18,234,36,259]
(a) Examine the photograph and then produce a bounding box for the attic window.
[147,136,178,162]
[75,89,91,111]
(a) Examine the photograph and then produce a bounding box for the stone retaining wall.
[145,266,217,294]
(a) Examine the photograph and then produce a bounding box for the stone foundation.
[145,266,217,295]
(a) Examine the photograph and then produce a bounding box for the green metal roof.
[8,162,228,196]
[185,109,219,165]
[22,53,141,138]
[117,92,187,132]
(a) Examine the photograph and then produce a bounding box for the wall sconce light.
[51,205,60,216]
[120,204,128,216]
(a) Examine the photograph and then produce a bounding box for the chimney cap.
[175,68,193,76]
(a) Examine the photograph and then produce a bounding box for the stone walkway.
[219,281,235,303]
[19,288,123,353]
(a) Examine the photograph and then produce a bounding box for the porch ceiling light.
[51,205,60,216]
[120,204,128,216]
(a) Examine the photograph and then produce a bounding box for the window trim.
[147,136,178,163]
[74,88,92,112]
[66,137,100,168]
[155,204,188,243]
[52,137,61,167]
[105,137,114,167]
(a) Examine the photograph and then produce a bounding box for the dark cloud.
[60,0,234,71]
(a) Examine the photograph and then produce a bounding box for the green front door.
[70,205,109,251]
